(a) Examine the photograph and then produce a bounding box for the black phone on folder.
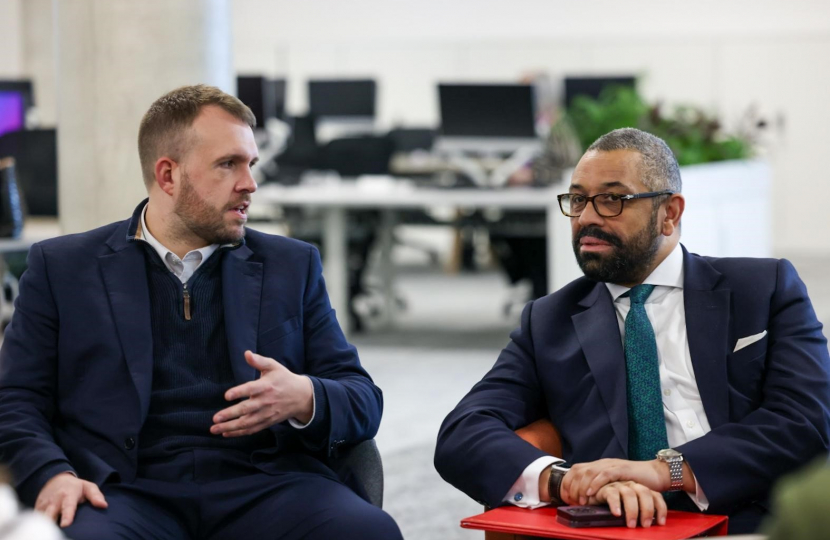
[556,505,627,528]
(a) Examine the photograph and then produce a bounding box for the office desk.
[254,159,772,335]
[0,217,62,324]
[253,181,579,334]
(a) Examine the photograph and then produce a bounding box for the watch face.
[657,448,682,459]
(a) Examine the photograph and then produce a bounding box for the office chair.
[333,439,385,508]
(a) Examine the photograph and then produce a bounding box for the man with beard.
[435,128,830,534]
[0,85,402,540]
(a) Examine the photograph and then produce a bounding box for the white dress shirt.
[137,205,316,428]
[504,244,710,510]
[138,206,218,283]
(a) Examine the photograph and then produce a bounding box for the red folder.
[461,506,728,539]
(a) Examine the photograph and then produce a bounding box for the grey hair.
[587,128,682,193]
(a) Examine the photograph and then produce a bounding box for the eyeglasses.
[557,190,675,218]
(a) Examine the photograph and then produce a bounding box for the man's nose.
[238,167,258,193]
[576,200,604,228]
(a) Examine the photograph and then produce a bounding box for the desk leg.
[322,207,349,337]
[377,210,397,328]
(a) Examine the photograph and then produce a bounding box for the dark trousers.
[64,449,401,540]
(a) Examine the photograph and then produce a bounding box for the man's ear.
[154,157,177,196]
[662,194,685,236]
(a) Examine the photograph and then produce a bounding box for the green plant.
[566,86,758,166]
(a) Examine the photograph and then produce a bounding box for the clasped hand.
[561,459,670,528]
[211,350,314,437]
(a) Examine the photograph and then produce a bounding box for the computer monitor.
[0,129,58,216]
[307,79,376,119]
[0,92,25,137]
[0,80,35,109]
[236,76,286,128]
[435,83,540,154]
[564,76,636,108]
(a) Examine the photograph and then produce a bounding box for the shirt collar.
[138,205,220,269]
[605,243,684,301]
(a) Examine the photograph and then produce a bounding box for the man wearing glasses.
[435,128,830,534]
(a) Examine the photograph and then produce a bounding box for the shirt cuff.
[686,472,710,511]
[502,456,563,509]
[288,376,316,429]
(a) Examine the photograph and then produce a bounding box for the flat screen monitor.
[0,92,25,137]
[0,80,34,109]
[564,76,636,108]
[236,76,286,128]
[436,83,539,153]
[308,79,376,118]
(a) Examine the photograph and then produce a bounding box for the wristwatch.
[656,448,684,492]
[548,461,571,506]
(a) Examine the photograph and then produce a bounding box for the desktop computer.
[0,80,35,137]
[435,83,541,155]
[563,76,636,108]
[236,76,286,129]
[308,79,377,142]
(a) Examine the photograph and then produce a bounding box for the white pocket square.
[733,330,768,353]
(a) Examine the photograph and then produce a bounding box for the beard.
[173,172,248,246]
[572,210,662,284]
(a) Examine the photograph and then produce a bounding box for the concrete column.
[55,0,233,233]
[20,0,57,127]
[0,0,23,78]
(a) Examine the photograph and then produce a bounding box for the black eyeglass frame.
[557,189,676,218]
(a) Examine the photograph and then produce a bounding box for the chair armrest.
[330,439,384,508]
[515,419,562,457]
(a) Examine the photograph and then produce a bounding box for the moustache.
[575,226,623,248]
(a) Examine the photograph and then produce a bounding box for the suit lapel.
[99,225,154,422]
[222,244,263,385]
[682,247,730,429]
[572,283,629,455]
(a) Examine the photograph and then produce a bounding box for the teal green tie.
[623,284,669,461]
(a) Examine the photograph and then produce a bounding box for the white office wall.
[232,0,830,258]
[0,0,23,77]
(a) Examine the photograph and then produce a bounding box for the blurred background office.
[0,1,828,538]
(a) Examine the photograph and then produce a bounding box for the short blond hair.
[138,84,256,186]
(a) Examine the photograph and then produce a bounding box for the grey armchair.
[332,439,384,508]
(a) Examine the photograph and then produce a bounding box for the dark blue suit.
[435,247,830,532]
[0,203,398,539]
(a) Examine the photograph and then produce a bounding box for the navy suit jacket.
[435,247,830,519]
[0,201,382,506]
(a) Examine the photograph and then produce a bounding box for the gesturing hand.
[211,351,314,437]
[35,472,108,528]
[593,480,668,529]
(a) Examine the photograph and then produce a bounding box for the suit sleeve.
[678,258,830,513]
[0,243,76,504]
[434,300,553,508]
[296,246,383,457]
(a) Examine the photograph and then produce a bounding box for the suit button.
[124,437,135,450]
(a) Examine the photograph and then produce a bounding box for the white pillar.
[20,0,57,127]
[55,0,234,233]
[0,0,23,78]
